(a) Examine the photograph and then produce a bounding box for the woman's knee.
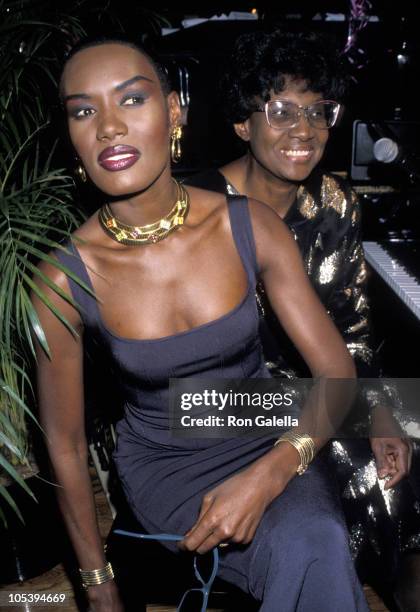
[267,513,350,563]
[305,514,349,547]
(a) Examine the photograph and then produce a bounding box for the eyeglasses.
[114,529,219,612]
[255,100,341,130]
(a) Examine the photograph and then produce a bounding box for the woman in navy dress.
[32,38,368,611]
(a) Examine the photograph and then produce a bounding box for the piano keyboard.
[363,241,420,321]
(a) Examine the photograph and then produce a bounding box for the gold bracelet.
[274,432,315,475]
[79,561,114,589]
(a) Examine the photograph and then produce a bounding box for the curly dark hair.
[221,30,349,124]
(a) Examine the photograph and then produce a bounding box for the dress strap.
[226,195,259,285]
[55,241,100,329]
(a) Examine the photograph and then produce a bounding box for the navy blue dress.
[57,196,368,611]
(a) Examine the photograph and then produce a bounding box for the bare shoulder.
[185,184,228,210]
[247,197,293,241]
[184,184,230,227]
[34,210,100,296]
[247,198,301,272]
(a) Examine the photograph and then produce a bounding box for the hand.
[370,405,413,489]
[180,443,299,554]
[370,437,413,489]
[86,580,124,612]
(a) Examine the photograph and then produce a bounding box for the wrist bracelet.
[79,561,114,589]
[274,431,315,475]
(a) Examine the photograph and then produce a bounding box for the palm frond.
[0,1,87,525]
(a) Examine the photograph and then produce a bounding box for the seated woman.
[32,37,369,612]
[186,29,418,607]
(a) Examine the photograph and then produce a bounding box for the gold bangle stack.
[79,561,114,590]
[274,431,315,475]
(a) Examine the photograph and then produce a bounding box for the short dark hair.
[59,36,171,99]
[221,30,349,124]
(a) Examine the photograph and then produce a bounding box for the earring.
[75,164,87,183]
[170,126,182,164]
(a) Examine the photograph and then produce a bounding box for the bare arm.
[253,199,355,382]
[32,259,122,610]
[253,198,356,444]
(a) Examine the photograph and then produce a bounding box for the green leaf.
[14,240,95,297]
[0,430,22,458]
[18,289,37,358]
[22,273,79,340]
[10,216,77,237]
[0,485,25,524]
[0,408,20,441]
[0,454,36,502]
[0,503,7,528]
[21,256,83,310]
[0,377,42,429]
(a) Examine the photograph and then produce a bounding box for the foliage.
[0,0,170,526]
[0,0,86,524]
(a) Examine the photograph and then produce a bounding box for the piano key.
[363,241,420,321]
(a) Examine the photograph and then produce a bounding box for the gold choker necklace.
[98,180,189,245]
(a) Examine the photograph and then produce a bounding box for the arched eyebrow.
[64,75,154,103]
[115,74,154,91]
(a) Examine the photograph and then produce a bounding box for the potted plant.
[0,0,88,582]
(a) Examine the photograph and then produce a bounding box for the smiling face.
[61,43,180,196]
[234,78,330,184]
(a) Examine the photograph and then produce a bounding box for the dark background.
[43,0,419,240]
[42,1,420,178]
[155,2,419,176]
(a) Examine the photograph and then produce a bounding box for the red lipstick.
[98,145,140,172]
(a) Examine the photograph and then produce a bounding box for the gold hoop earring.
[170,126,182,164]
[75,164,87,183]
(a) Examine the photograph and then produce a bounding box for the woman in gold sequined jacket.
[186,29,420,610]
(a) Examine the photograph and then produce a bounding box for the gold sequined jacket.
[255,170,375,379]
